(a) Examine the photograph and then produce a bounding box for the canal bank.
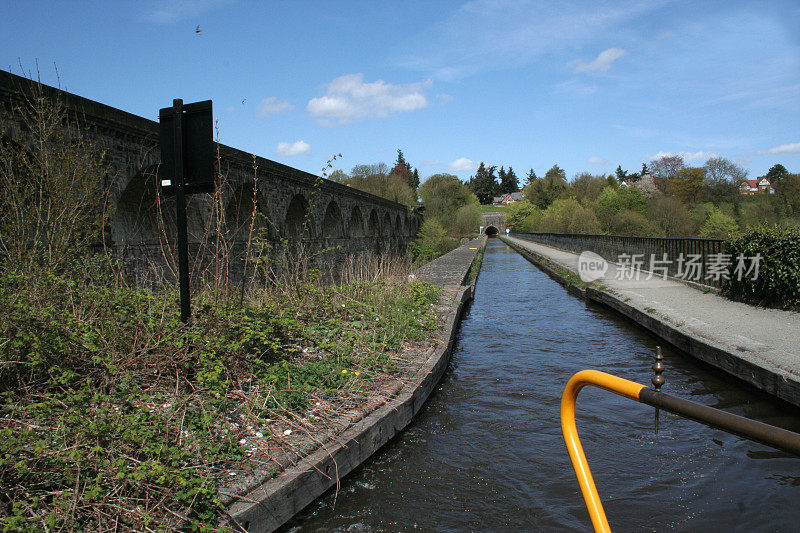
[502,235,800,409]
[226,237,486,532]
[288,238,800,532]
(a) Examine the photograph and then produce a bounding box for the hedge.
[723,225,800,309]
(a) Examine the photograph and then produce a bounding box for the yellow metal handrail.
[560,369,800,532]
[560,370,644,533]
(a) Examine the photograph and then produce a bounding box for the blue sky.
[2,0,799,182]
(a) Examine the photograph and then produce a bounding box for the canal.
[287,238,800,531]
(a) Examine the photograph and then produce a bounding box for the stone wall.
[0,69,420,284]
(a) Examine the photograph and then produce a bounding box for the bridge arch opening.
[382,212,392,236]
[285,194,313,238]
[367,210,379,236]
[322,201,344,238]
[113,165,198,245]
[349,206,365,237]
[484,225,499,236]
[225,183,261,238]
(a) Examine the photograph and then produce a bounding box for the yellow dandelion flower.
[341,369,348,373]
[354,371,361,376]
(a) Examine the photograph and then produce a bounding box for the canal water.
[287,238,800,532]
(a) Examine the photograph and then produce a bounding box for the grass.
[0,270,441,531]
[479,204,510,213]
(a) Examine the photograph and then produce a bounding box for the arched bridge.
[0,70,419,282]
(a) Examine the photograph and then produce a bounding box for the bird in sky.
[242,98,246,105]
[195,25,201,35]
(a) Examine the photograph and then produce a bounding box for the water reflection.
[286,238,800,532]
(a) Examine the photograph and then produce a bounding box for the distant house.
[621,174,658,197]
[492,192,523,205]
[739,176,772,195]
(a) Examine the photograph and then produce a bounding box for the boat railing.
[561,353,800,532]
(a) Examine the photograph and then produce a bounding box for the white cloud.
[258,97,293,117]
[755,142,800,155]
[447,158,476,172]
[145,0,232,24]
[588,156,608,165]
[436,94,454,104]
[648,150,718,162]
[276,140,310,157]
[307,74,431,126]
[398,2,659,80]
[570,48,627,73]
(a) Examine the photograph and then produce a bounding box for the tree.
[649,155,685,193]
[523,164,566,209]
[545,164,567,184]
[501,166,519,194]
[668,167,705,203]
[648,196,695,237]
[525,168,537,186]
[766,164,789,187]
[347,162,416,207]
[615,165,629,183]
[468,162,498,204]
[569,172,606,203]
[701,157,746,204]
[699,207,739,238]
[641,162,649,176]
[328,169,349,183]
[418,173,478,230]
[390,149,413,188]
[774,173,800,217]
[410,168,420,190]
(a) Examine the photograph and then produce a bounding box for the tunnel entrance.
[484,225,499,236]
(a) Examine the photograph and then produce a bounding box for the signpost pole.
[172,98,191,323]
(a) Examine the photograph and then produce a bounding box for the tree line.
[503,157,799,238]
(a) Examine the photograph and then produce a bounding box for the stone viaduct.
[0,70,419,283]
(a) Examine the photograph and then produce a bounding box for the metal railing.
[561,365,800,532]
[512,232,726,287]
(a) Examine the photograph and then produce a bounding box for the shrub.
[608,209,661,236]
[723,225,800,309]
[450,203,481,237]
[648,196,696,236]
[537,198,602,234]
[699,206,739,238]
[408,218,457,265]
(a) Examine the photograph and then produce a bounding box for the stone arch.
[367,209,380,237]
[349,206,365,237]
[225,183,259,238]
[484,225,499,236]
[285,194,313,238]
[322,200,344,238]
[112,165,179,245]
[395,213,403,235]
[382,212,392,236]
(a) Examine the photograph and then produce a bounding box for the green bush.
[723,225,800,309]
[699,206,739,238]
[608,209,661,236]
[537,198,602,234]
[408,218,457,265]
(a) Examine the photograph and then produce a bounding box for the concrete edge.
[224,239,486,532]
[500,237,586,299]
[501,237,800,409]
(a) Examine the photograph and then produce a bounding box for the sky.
[2,0,799,183]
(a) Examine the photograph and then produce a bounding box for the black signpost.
[159,99,214,323]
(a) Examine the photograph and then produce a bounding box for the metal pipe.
[638,389,800,456]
